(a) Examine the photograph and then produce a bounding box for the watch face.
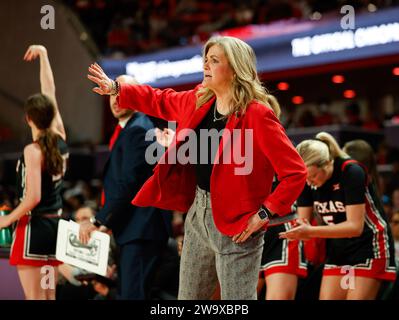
[258,210,268,220]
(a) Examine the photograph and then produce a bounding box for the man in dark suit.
[79,75,172,299]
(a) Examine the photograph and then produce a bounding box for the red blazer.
[118,84,307,236]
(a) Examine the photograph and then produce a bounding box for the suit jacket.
[96,112,172,245]
[117,84,307,236]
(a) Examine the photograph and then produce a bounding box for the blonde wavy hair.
[296,132,348,168]
[195,36,281,118]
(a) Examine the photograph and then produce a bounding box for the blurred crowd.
[63,0,399,57]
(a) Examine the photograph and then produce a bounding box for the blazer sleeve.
[117,83,200,123]
[95,126,154,229]
[257,108,307,216]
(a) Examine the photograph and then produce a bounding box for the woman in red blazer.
[88,36,306,300]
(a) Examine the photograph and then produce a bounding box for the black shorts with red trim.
[260,222,308,278]
[10,214,62,267]
[323,257,397,281]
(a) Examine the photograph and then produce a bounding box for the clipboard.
[56,219,110,276]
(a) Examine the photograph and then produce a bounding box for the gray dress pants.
[178,187,265,300]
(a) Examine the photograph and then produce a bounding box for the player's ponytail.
[25,93,63,176]
[316,132,348,160]
[297,132,348,168]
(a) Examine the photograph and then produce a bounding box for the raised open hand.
[87,62,114,95]
[23,45,47,61]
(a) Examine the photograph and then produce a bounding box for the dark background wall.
[0,0,103,149]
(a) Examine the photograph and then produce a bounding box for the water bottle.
[0,205,12,247]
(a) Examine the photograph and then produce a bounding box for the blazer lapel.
[163,97,215,152]
[156,97,215,176]
[183,96,215,130]
[214,111,242,165]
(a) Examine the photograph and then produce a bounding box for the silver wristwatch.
[257,206,272,223]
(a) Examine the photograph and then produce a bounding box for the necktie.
[109,124,122,150]
[101,124,123,206]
